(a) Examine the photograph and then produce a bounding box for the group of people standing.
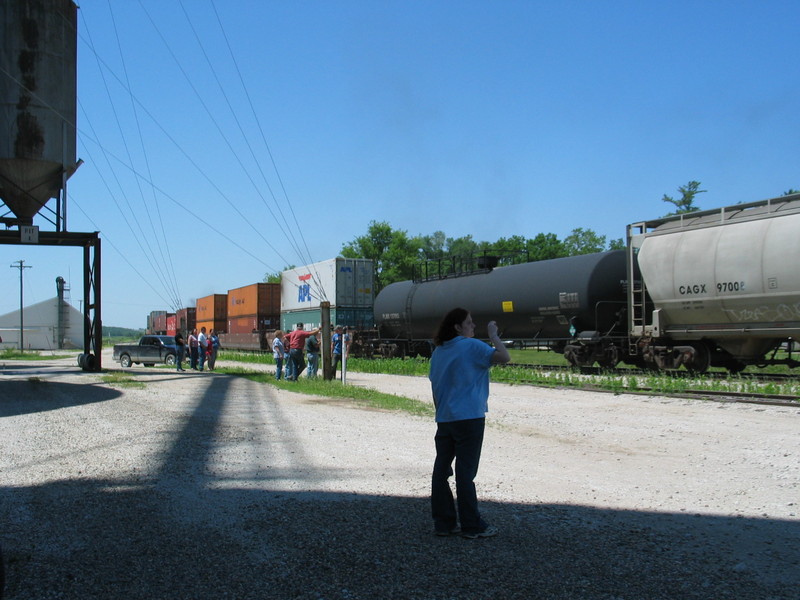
[271,323,351,381]
[174,326,220,372]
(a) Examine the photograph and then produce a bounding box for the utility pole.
[10,260,32,350]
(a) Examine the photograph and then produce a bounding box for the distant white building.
[0,297,84,351]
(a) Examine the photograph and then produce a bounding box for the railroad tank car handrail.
[629,193,800,234]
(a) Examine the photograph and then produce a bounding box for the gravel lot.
[1,351,798,599]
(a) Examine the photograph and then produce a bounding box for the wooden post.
[320,301,332,380]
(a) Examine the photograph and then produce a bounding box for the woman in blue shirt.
[429,307,510,538]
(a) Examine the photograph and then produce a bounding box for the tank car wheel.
[685,343,711,375]
[726,360,746,374]
[120,354,132,368]
[597,345,620,369]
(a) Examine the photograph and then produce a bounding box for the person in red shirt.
[283,322,321,380]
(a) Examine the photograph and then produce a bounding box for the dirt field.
[1,351,798,599]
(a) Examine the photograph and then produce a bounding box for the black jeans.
[431,417,487,534]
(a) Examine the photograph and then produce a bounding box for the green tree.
[608,238,625,250]
[445,234,479,257]
[562,228,607,256]
[526,233,566,261]
[263,266,295,283]
[662,180,705,215]
[341,221,421,290]
[417,230,447,260]
[783,189,799,195]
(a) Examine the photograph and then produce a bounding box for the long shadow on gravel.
[1,373,798,599]
[0,381,121,417]
[2,483,798,600]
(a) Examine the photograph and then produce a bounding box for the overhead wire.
[106,0,183,310]
[74,20,288,273]
[0,41,285,286]
[135,0,295,270]
[206,0,330,302]
[79,7,182,310]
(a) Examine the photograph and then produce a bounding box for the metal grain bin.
[281,258,374,312]
[0,0,79,224]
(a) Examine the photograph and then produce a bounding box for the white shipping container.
[281,258,374,312]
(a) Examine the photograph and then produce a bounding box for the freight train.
[373,194,800,373]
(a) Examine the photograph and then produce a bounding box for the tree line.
[266,182,798,290]
[339,222,624,291]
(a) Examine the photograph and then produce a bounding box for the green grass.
[216,349,800,400]
[100,371,146,388]
[215,366,433,416]
[0,348,73,360]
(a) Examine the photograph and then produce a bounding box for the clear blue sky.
[1,0,797,329]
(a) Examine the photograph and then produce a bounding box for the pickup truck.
[113,335,178,368]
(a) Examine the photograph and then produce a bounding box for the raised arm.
[487,321,511,364]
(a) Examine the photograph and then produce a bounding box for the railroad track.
[506,362,800,383]
[501,363,800,407]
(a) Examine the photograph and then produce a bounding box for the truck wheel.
[120,354,132,368]
[165,354,176,367]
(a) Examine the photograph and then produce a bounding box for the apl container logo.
[297,273,312,303]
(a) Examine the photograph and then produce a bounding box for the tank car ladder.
[626,223,648,356]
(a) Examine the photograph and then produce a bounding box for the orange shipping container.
[227,283,280,319]
[196,319,227,335]
[196,294,227,322]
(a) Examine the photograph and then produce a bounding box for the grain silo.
[0,0,101,370]
[0,0,80,228]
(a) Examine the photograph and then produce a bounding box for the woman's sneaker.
[461,525,498,539]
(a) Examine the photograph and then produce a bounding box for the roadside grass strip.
[216,366,434,417]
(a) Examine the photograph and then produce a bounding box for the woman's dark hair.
[433,307,469,346]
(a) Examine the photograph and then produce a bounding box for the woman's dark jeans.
[431,417,487,534]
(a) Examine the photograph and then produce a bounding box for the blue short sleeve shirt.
[428,336,497,423]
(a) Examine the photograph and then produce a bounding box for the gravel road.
[1,352,798,599]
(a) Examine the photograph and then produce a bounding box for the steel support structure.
[0,230,101,371]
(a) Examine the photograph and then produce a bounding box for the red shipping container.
[166,314,177,336]
[227,313,281,334]
[176,307,196,334]
[227,315,258,335]
[153,312,172,334]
